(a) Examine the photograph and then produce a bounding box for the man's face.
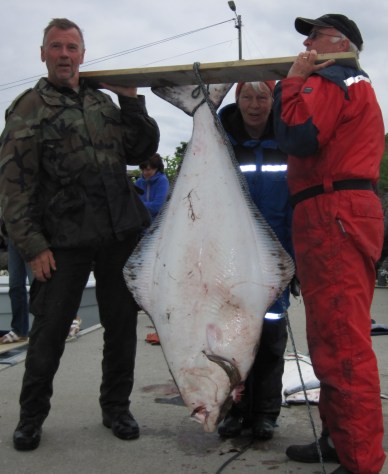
[40,26,85,88]
[303,27,348,54]
[238,83,272,133]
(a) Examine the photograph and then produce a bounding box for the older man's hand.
[287,50,335,80]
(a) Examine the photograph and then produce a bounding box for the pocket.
[350,191,383,219]
[349,192,384,261]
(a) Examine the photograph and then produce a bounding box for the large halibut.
[124,83,294,432]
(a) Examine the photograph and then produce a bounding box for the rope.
[285,310,327,474]
[214,440,254,474]
[191,62,252,199]
[192,62,235,157]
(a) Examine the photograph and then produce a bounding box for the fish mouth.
[203,352,242,426]
[191,397,233,432]
[189,353,242,431]
[204,352,242,424]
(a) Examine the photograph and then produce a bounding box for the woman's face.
[142,166,157,180]
[238,83,273,132]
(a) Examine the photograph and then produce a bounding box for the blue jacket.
[136,171,169,220]
[219,103,293,313]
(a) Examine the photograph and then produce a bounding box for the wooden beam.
[80,53,359,88]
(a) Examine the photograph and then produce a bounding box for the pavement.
[0,288,387,474]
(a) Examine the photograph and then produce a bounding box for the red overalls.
[273,68,386,473]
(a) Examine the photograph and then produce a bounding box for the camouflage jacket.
[0,78,160,261]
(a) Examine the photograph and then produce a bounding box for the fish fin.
[206,323,223,349]
[204,325,242,390]
[152,83,233,117]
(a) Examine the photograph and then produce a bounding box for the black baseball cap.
[295,14,363,50]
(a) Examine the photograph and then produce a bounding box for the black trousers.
[19,235,139,424]
[231,317,288,421]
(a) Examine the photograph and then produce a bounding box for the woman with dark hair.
[136,153,169,220]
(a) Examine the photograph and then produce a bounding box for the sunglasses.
[307,30,343,40]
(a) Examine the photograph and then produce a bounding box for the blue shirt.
[135,172,169,220]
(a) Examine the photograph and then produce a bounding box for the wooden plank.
[80,53,359,88]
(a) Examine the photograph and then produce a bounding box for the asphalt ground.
[0,288,387,474]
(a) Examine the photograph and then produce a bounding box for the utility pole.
[228,1,242,60]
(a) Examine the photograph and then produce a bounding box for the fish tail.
[152,83,233,117]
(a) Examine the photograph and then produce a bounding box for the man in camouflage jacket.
[0,18,159,451]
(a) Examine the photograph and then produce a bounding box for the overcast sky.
[0,0,387,158]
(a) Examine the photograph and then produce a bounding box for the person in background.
[0,237,33,344]
[0,221,79,343]
[136,152,169,346]
[0,18,159,451]
[375,210,388,282]
[136,153,169,221]
[272,13,385,474]
[217,80,294,440]
[67,315,82,340]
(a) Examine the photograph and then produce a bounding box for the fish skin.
[124,83,295,432]
[281,352,320,405]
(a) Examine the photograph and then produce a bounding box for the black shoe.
[218,414,252,438]
[13,420,42,451]
[102,411,140,440]
[218,414,244,438]
[286,436,340,463]
[252,417,275,440]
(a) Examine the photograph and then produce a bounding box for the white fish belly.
[125,99,294,432]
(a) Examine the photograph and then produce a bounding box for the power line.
[82,19,233,67]
[0,19,234,92]
[142,39,236,67]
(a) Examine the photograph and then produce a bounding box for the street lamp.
[228,1,242,60]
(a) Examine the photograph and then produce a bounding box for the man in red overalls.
[273,13,386,474]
